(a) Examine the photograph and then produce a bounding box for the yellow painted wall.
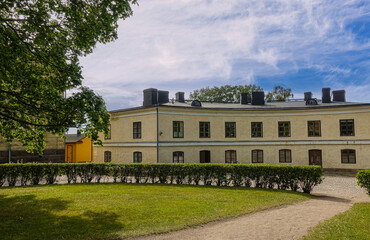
[65,137,93,162]
[99,108,157,143]
[94,146,156,163]
[157,105,370,142]
[158,145,369,169]
[94,104,370,169]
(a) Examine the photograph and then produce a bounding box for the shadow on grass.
[0,194,124,240]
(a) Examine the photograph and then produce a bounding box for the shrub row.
[0,163,323,193]
[356,169,370,195]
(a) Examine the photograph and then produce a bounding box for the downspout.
[8,143,11,163]
[156,104,159,163]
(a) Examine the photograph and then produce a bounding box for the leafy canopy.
[190,85,293,103]
[265,85,294,102]
[0,0,137,154]
[189,85,263,102]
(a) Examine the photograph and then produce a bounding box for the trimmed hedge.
[356,169,370,195]
[0,163,323,193]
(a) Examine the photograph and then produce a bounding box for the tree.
[266,85,294,102]
[0,0,137,154]
[189,84,263,102]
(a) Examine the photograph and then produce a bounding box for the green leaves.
[356,169,370,195]
[0,163,323,193]
[189,84,294,103]
[0,0,137,154]
[189,84,263,102]
[266,85,294,102]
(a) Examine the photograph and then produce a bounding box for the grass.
[302,202,370,240]
[0,183,311,240]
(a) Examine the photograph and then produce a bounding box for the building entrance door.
[67,145,73,162]
[309,150,322,167]
[200,150,210,163]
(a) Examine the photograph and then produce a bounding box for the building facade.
[0,133,65,163]
[94,88,370,171]
[65,133,93,163]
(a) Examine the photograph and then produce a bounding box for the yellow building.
[94,88,370,171]
[65,133,93,163]
[0,133,65,163]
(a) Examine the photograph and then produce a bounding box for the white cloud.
[79,0,370,110]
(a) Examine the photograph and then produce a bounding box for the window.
[133,152,142,163]
[173,151,184,163]
[104,151,111,163]
[133,122,141,139]
[225,150,237,163]
[104,124,111,140]
[199,122,210,138]
[278,121,291,137]
[251,150,263,163]
[308,121,321,137]
[279,149,292,163]
[225,122,236,138]
[251,122,263,138]
[173,121,184,138]
[340,119,355,136]
[341,149,356,164]
[200,150,211,163]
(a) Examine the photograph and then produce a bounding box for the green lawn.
[0,183,311,240]
[302,202,370,240]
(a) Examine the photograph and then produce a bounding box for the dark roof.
[109,100,370,113]
[65,134,85,143]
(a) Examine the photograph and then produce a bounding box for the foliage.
[0,163,323,193]
[265,85,294,102]
[189,84,294,103]
[302,203,370,240]
[356,169,370,195]
[0,0,137,154]
[0,183,310,240]
[189,84,263,102]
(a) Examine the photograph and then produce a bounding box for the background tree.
[0,0,137,154]
[189,84,263,102]
[265,86,294,102]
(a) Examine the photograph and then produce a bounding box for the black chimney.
[143,88,158,107]
[332,90,346,102]
[240,93,248,105]
[304,92,312,101]
[322,88,331,103]
[251,92,265,105]
[175,92,185,103]
[158,90,169,104]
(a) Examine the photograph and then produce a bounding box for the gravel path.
[132,175,369,240]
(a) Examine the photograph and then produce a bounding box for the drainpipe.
[156,104,159,163]
[8,143,11,163]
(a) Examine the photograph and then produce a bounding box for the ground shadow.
[0,194,125,240]
[312,194,352,203]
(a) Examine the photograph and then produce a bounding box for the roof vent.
[306,98,318,105]
[191,100,202,107]
[175,92,185,103]
[251,91,265,105]
[240,93,248,105]
[332,90,346,102]
[143,88,158,107]
[304,92,312,101]
[322,88,331,103]
[158,90,169,104]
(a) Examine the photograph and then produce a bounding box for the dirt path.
[133,176,369,240]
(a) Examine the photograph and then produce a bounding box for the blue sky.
[79,0,370,111]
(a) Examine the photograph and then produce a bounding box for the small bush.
[357,169,370,195]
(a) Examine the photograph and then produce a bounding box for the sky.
[79,0,370,111]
